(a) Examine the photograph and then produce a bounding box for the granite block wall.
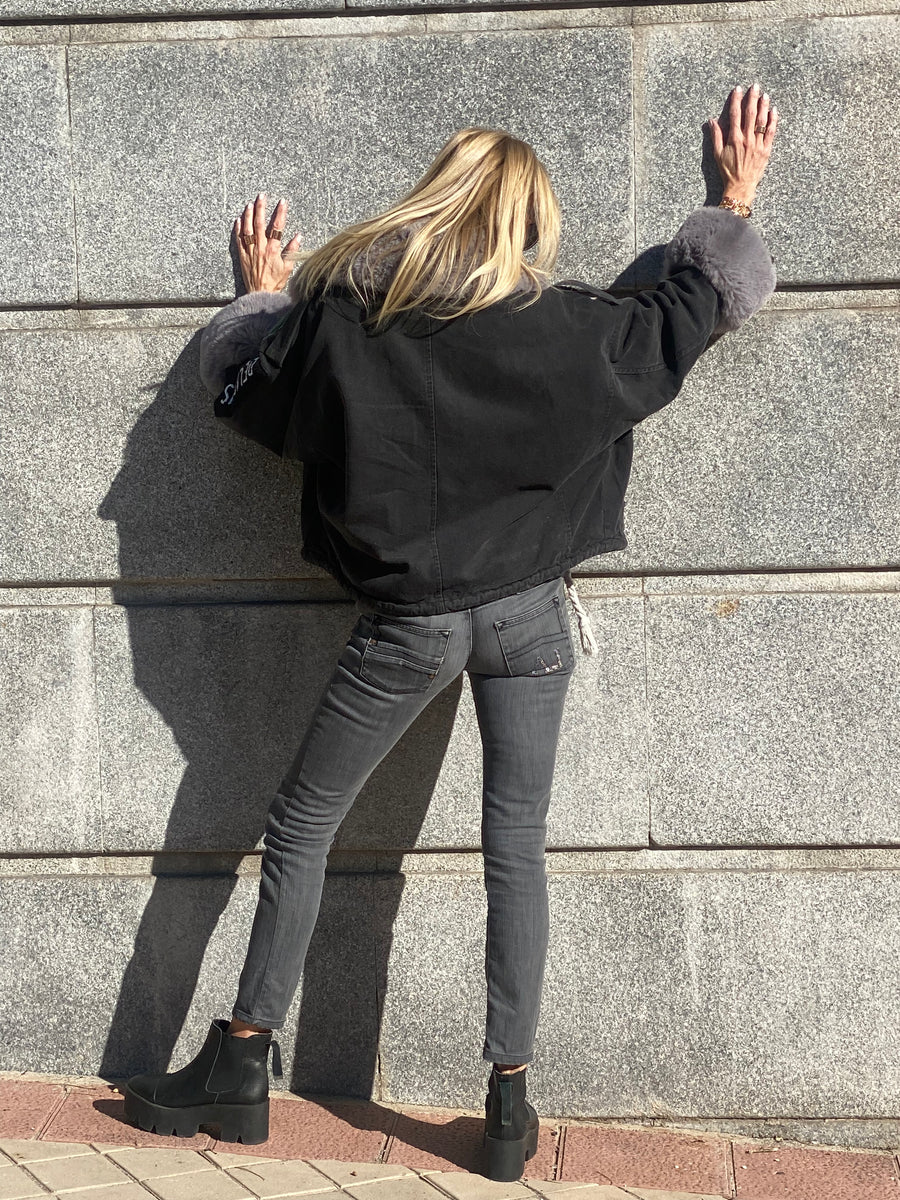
[2,0,899,1141]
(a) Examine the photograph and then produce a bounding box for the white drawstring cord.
[563,570,598,655]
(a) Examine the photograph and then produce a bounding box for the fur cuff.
[199,290,296,395]
[663,206,776,337]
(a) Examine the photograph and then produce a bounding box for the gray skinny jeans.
[231,573,576,1065]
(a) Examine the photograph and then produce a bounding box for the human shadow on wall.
[94,330,463,1100]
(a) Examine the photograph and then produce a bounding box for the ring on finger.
[240,233,256,247]
[269,227,286,241]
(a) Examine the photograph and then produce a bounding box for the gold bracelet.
[719,195,753,219]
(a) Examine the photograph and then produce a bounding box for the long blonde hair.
[288,127,560,329]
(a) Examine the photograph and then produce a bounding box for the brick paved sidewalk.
[2,1075,899,1200]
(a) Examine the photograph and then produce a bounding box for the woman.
[123,85,778,1182]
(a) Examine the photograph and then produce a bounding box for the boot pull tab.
[499,1075,513,1126]
[270,1037,283,1081]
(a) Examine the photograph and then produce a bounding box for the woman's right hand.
[707,84,779,202]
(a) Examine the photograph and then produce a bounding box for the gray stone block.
[645,591,900,846]
[68,28,632,302]
[636,14,900,285]
[0,325,313,583]
[424,8,628,32]
[376,865,900,1117]
[0,607,100,853]
[643,569,900,595]
[16,584,900,857]
[0,872,378,1097]
[635,0,900,23]
[0,46,75,305]
[61,10,900,299]
[0,586,97,605]
[95,595,645,854]
[577,305,900,573]
[10,0,899,24]
[67,14,425,43]
[0,24,66,44]
[6,0,333,15]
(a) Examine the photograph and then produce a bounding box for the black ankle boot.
[482,1065,539,1182]
[123,1018,284,1145]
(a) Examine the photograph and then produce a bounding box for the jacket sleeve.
[199,290,296,396]
[200,290,301,459]
[601,206,777,430]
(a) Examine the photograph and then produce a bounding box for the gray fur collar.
[348,221,537,297]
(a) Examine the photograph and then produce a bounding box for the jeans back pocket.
[494,593,575,678]
[359,617,452,694]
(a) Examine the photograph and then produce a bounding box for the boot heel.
[483,1121,538,1182]
[215,1100,270,1145]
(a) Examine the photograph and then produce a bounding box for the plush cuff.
[663,206,776,340]
[199,290,296,395]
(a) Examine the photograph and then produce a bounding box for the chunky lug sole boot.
[482,1065,539,1182]
[123,1018,283,1145]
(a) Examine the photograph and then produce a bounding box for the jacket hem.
[301,535,628,617]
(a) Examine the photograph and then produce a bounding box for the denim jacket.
[200,206,776,617]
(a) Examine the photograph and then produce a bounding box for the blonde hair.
[287,127,560,329]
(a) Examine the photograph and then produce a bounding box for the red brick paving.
[733,1140,900,1200]
[3,1077,900,1200]
[386,1106,559,1178]
[209,1096,392,1162]
[0,1081,66,1140]
[518,1122,558,1183]
[42,1084,212,1149]
[561,1122,731,1195]
[386,1108,485,1174]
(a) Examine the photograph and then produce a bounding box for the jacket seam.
[611,327,712,376]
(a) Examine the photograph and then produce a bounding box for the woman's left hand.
[234,192,302,293]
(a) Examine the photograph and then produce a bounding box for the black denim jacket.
[205,206,776,616]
